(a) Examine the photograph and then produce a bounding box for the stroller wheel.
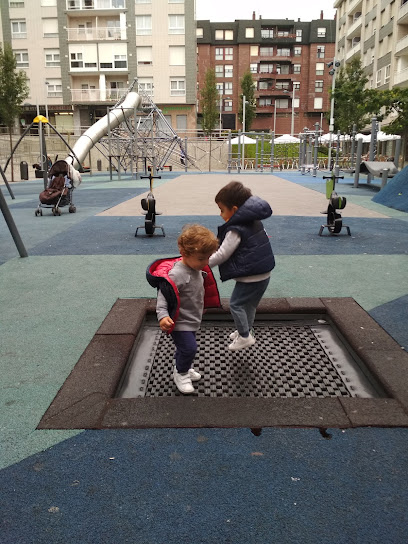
[35,209,42,217]
[69,205,76,213]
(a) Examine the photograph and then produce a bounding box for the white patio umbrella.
[377,131,401,141]
[229,135,256,145]
[355,133,371,143]
[274,134,301,143]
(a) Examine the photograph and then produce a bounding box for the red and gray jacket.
[146,256,221,333]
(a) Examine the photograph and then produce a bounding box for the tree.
[199,68,218,171]
[0,43,29,181]
[238,71,256,132]
[331,57,385,134]
[382,87,408,164]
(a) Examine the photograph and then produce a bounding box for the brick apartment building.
[197,12,336,135]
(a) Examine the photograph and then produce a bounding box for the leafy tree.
[0,43,29,181]
[382,87,408,163]
[238,71,256,132]
[199,68,218,170]
[331,57,385,134]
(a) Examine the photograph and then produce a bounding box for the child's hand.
[159,316,174,332]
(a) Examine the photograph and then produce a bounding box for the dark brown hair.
[215,181,252,209]
[178,224,219,256]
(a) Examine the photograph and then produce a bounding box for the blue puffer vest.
[217,196,275,282]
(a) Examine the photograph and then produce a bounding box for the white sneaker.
[173,367,194,394]
[189,368,201,381]
[228,334,256,351]
[230,329,255,341]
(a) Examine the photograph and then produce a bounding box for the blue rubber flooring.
[28,215,408,256]
[1,428,408,544]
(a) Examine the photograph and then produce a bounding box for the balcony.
[394,66,408,87]
[67,27,126,41]
[346,15,362,39]
[67,0,125,10]
[256,87,292,96]
[70,88,127,103]
[396,34,408,55]
[397,0,408,24]
[346,41,361,61]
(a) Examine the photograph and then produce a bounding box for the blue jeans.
[170,331,197,374]
[229,278,270,338]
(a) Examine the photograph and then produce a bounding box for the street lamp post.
[290,85,296,136]
[242,95,249,169]
[327,59,341,170]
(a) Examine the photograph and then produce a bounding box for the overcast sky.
[195,0,336,22]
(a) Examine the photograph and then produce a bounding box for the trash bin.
[97,159,102,171]
[20,161,29,180]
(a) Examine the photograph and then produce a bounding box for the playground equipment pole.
[353,138,363,188]
[0,170,27,258]
[327,59,341,170]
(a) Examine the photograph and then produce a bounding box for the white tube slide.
[65,91,141,169]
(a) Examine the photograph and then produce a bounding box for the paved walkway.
[1,170,408,543]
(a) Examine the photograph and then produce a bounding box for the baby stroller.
[35,160,81,216]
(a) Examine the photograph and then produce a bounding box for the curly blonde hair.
[178,224,218,256]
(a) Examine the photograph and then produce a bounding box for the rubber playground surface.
[1,169,408,543]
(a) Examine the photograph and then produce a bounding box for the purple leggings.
[170,331,197,374]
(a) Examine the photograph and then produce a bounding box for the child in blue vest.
[209,181,275,351]
[147,225,220,394]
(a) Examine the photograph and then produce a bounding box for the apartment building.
[0,0,196,133]
[335,0,408,90]
[196,13,336,135]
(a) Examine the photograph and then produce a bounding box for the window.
[316,62,325,75]
[293,81,300,90]
[317,46,325,58]
[315,80,323,92]
[224,65,233,77]
[215,29,233,40]
[259,97,272,106]
[170,79,185,96]
[293,64,301,73]
[215,65,223,78]
[261,28,274,38]
[224,82,232,94]
[169,46,185,66]
[169,15,184,34]
[138,78,153,96]
[277,29,289,37]
[384,64,390,83]
[376,69,382,87]
[45,49,60,67]
[275,81,290,90]
[277,48,291,57]
[46,79,62,97]
[260,63,273,73]
[294,47,302,56]
[70,52,83,68]
[293,98,300,108]
[136,15,152,36]
[196,27,203,38]
[137,46,152,64]
[9,1,24,6]
[275,99,289,108]
[11,20,26,39]
[250,63,258,73]
[245,27,254,38]
[224,100,232,111]
[317,27,326,37]
[276,64,290,74]
[176,115,187,130]
[250,45,258,56]
[114,55,127,68]
[260,47,273,56]
[43,18,58,38]
[216,83,223,94]
[215,47,233,60]
[14,50,28,67]
[296,29,302,42]
[314,97,323,109]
